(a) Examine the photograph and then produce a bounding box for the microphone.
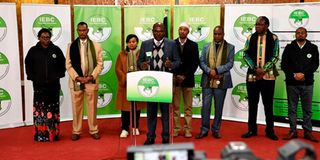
[146,51,152,70]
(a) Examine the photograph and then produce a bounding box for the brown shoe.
[173,131,179,137]
[71,134,80,141]
[282,132,298,140]
[184,131,192,138]
[304,132,319,142]
[212,132,221,139]
[91,133,101,140]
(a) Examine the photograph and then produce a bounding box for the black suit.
[174,38,199,87]
[173,38,199,135]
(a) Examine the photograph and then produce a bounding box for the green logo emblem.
[0,88,12,117]
[97,81,113,108]
[289,9,309,28]
[233,49,248,77]
[32,14,62,42]
[233,13,257,42]
[231,83,248,111]
[135,15,157,41]
[0,17,7,42]
[187,17,210,42]
[100,50,113,75]
[137,76,159,97]
[0,52,9,80]
[87,15,112,42]
[0,16,7,41]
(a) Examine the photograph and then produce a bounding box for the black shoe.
[195,132,208,139]
[282,132,298,140]
[162,138,169,144]
[91,133,101,140]
[241,131,257,138]
[144,138,155,145]
[212,132,221,139]
[71,134,80,141]
[304,132,319,143]
[266,133,279,141]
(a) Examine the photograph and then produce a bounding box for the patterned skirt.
[33,88,60,142]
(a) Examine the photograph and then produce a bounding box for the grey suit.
[138,38,180,140]
[199,41,234,134]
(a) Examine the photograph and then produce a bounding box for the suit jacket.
[200,41,235,89]
[115,50,146,111]
[138,38,180,72]
[66,40,103,91]
[174,38,199,87]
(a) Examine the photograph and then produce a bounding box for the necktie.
[81,41,89,76]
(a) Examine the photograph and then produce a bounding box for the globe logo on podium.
[137,76,159,98]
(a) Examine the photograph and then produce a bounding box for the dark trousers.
[246,79,275,134]
[146,102,169,140]
[121,110,141,131]
[286,85,313,133]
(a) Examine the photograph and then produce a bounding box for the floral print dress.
[33,89,60,142]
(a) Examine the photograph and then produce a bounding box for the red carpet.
[0,118,319,160]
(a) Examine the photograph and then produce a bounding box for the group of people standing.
[25,15,319,144]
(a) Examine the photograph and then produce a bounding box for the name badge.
[146,51,152,57]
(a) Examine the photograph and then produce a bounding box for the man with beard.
[281,27,319,142]
[173,22,199,138]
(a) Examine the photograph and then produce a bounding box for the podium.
[127,71,173,145]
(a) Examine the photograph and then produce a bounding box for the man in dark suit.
[173,22,199,138]
[138,22,180,145]
[196,26,234,139]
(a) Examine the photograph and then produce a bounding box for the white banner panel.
[22,4,72,125]
[224,4,273,123]
[0,3,23,129]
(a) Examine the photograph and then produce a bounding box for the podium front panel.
[127,71,173,103]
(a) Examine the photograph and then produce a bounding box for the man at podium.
[138,22,180,145]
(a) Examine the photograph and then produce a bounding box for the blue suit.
[138,38,180,140]
[199,41,234,134]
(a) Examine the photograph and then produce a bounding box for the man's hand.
[140,61,150,70]
[294,72,305,81]
[76,76,94,84]
[255,68,265,80]
[176,75,185,83]
[209,69,217,78]
[164,57,173,68]
[75,76,86,83]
